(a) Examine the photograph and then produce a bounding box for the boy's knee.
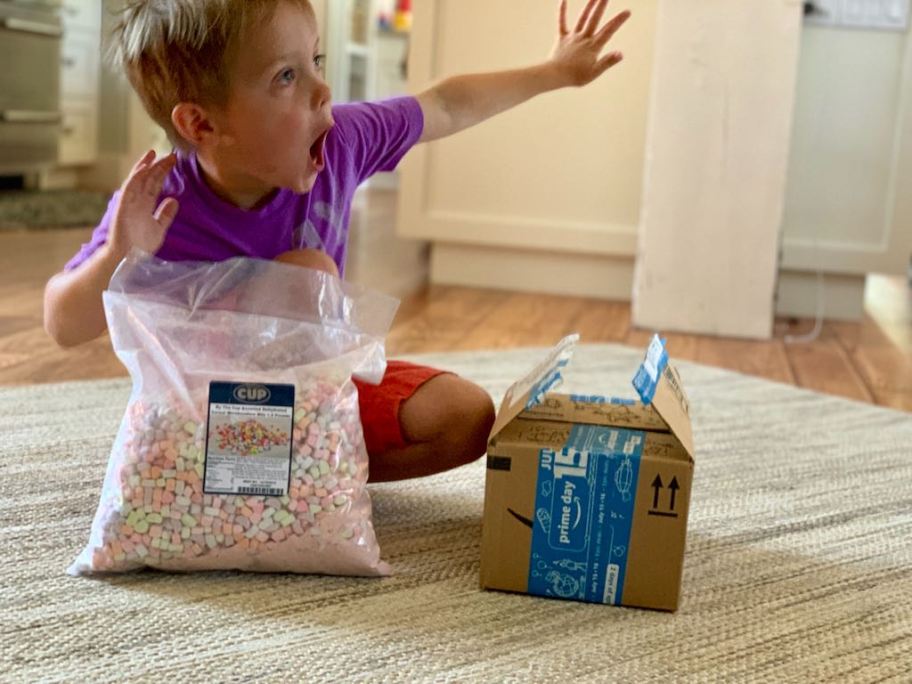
[443,379,496,465]
[274,248,339,278]
[400,374,495,465]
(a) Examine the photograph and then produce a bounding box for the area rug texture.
[1,344,910,683]
[0,190,110,230]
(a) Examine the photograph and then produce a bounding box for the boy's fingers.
[147,152,177,175]
[125,151,170,187]
[153,197,180,232]
[121,153,175,210]
[596,51,624,74]
[558,0,569,36]
[129,149,156,177]
[121,165,152,203]
[585,0,611,37]
[122,150,155,194]
[596,10,631,46]
[140,153,177,199]
[575,0,598,33]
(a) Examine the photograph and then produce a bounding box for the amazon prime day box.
[480,334,694,611]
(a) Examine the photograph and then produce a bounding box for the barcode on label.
[238,486,283,496]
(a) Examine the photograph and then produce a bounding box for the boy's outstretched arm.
[416,0,631,143]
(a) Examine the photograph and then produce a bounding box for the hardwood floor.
[1,188,910,412]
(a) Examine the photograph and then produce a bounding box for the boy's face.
[213,1,332,196]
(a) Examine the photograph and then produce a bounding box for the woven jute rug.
[1,344,910,683]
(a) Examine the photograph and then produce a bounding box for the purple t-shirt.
[65,97,424,277]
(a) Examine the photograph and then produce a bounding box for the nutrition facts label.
[203,382,295,497]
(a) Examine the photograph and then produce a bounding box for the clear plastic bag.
[68,251,399,577]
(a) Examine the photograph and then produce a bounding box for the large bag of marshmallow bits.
[69,251,398,577]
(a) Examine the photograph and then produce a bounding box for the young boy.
[44,0,630,483]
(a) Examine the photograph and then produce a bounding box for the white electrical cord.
[783,15,829,346]
[784,268,825,344]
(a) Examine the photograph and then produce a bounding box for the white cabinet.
[807,0,910,31]
[60,0,102,32]
[777,21,912,319]
[59,104,98,165]
[60,31,99,99]
[326,0,411,189]
[326,0,378,103]
[374,30,409,99]
[58,0,100,166]
[396,0,657,300]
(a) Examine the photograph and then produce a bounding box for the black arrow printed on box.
[651,474,663,509]
[648,473,679,518]
[668,476,679,511]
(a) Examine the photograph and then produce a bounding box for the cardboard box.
[480,335,694,611]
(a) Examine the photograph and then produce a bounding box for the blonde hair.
[111,0,313,149]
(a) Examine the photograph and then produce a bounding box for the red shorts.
[353,360,449,455]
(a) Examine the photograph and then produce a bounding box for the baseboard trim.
[775,270,866,321]
[430,243,634,300]
[430,244,870,323]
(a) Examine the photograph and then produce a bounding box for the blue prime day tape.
[527,424,644,605]
[633,335,669,405]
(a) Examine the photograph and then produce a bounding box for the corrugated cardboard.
[480,335,694,611]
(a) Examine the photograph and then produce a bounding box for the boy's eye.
[278,68,296,84]
[313,54,326,70]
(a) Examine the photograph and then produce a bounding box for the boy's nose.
[312,80,331,112]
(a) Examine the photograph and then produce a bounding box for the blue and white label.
[528,427,644,605]
[521,335,578,410]
[633,334,669,405]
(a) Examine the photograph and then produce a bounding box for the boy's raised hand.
[550,0,631,87]
[107,150,180,259]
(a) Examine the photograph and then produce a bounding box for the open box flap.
[633,335,695,459]
[519,394,669,432]
[487,334,578,443]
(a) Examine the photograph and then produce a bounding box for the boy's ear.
[171,103,223,148]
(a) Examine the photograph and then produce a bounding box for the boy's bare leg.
[368,374,496,483]
[273,249,495,482]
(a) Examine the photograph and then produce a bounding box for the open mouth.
[309,128,330,171]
